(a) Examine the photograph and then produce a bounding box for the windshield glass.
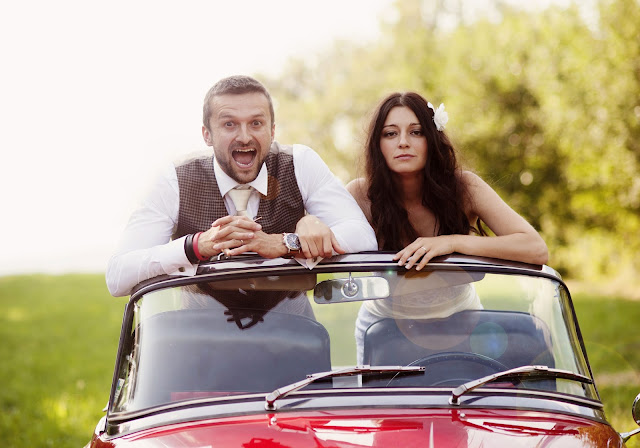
[111,267,597,413]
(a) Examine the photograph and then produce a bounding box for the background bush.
[264,0,640,290]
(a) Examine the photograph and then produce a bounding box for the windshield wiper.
[265,365,424,410]
[450,365,593,405]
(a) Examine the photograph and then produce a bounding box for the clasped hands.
[394,235,456,271]
[195,214,345,260]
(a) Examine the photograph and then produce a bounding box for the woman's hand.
[394,236,457,271]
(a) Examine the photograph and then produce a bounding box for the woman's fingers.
[415,247,433,271]
[404,245,429,269]
[394,239,423,265]
[393,238,436,269]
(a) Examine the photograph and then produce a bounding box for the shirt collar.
[213,156,269,198]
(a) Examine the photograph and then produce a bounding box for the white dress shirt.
[106,144,377,296]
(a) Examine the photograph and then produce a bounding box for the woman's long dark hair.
[366,92,483,250]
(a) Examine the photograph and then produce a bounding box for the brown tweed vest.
[173,142,305,239]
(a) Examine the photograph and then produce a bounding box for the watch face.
[285,233,301,250]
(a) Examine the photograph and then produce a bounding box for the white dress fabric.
[355,282,483,365]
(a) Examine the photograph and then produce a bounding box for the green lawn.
[572,292,640,446]
[0,275,639,447]
[0,275,127,448]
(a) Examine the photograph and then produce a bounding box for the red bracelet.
[192,232,208,261]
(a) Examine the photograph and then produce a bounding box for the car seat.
[131,308,331,409]
[362,310,555,388]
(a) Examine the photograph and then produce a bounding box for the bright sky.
[0,0,399,275]
[0,0,572,276]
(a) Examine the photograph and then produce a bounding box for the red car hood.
[99,408,622,447]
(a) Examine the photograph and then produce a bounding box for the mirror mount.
[342,272,359,298]
[619,393,640,443]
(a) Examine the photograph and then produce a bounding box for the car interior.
[130,308,332,409]
[362,309,556,388]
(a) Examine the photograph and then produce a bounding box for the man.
[106,75,377,299]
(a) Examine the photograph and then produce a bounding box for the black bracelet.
[184,233,199,264]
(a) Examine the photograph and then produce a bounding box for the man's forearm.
[330,220,378,253]
[106,238,195,297]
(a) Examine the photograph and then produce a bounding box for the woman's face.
[379,106,428,176]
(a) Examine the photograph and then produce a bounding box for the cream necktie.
[227,185,253,217]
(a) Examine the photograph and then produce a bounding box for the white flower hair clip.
[428,102,448,131]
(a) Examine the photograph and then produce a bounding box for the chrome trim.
[107,385,603,425]
[129,253,561,301]
[105,387,606,438]
[621,427,640,443]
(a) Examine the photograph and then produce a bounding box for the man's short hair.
[203,75,275,130]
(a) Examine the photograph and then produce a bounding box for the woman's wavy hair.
[365,92,484,250]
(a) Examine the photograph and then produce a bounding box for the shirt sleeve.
[293,144,377,253]
[105,165,197,297]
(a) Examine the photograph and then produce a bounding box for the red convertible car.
[86,253,640,447]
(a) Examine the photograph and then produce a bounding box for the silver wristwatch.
[282,233,301,253]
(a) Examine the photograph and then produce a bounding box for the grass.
[311,299,362,366]
[0,274,639,447]
[0,275,127,448]
[572,292,640,446]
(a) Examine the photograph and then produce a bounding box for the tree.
[264,0,640,284]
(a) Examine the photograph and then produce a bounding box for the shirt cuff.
[161,237,198,277]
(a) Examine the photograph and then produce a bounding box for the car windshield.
[110,264,597,414]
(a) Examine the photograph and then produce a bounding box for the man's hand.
[295,215,344,259]
[199,214,345,260]
[205,215,287,259]
[197,215,262,258]
[224,230,290,258]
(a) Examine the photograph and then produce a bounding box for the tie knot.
[228,186,253,217]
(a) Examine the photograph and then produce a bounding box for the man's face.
[202,92,275,184]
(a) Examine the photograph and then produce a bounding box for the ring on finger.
[240,239,244,244]
[420,246,427,252]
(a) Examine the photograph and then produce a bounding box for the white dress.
[355,281,482,365]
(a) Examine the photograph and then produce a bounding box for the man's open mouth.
[232,148,257,167]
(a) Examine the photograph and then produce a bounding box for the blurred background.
[2,0,638,291]
[262,0,640,293]
[1,0,639,446]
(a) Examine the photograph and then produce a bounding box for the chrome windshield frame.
[105,253,599,425]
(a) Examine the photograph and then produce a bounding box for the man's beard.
[217,139,267,184]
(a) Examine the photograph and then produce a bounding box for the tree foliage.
[262,0,640,284]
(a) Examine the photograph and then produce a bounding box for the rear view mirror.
[314,274,390,303]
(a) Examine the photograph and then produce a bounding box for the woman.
[347,92,548,363]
